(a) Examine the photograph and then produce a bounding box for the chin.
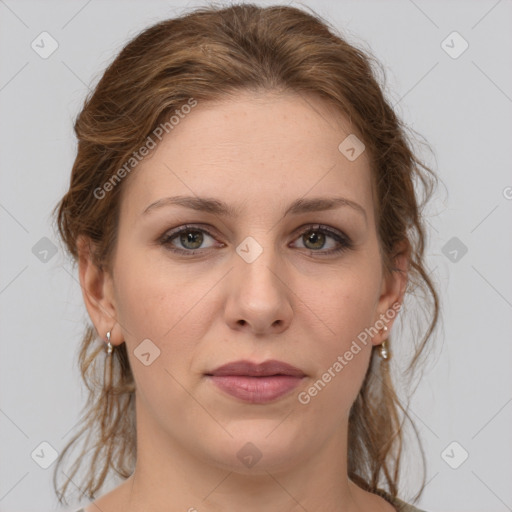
[197,428,310,474]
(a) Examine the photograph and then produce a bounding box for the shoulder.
[72,479,130,512]
[393,496,428,511]
[373,488,428,512]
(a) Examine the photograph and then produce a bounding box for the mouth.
[205,359,306,404]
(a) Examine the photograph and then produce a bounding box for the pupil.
[305,231,324,249]
[181,231,203,249]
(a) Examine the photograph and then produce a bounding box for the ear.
[77,235,122,346]
[372,239,410,345]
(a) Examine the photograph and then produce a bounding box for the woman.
[53,4,439,512]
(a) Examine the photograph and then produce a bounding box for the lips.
[206,360,306,404]
[207,359,306,378]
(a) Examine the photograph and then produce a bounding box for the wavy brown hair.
[52,2,440,507]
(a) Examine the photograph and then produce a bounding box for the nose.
[223,243,293,336]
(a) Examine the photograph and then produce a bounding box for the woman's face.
[87,90,405,474]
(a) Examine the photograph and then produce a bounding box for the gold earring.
[379,326,390,360]
[104,329,114,391]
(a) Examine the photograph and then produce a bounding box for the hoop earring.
[104,329,114,391]
[378,326,390,360]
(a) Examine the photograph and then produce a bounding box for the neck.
[117,401,363,512]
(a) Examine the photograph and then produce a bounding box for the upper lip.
[207,359,306,377]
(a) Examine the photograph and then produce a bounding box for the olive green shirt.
[375,487,427,511]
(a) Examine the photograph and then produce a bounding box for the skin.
[78,90,408,512]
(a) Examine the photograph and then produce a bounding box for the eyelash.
[159,224,353,257]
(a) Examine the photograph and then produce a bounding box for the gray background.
[1,1,511,511]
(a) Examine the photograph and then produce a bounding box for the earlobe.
[77,235,119,345]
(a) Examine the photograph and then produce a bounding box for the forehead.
[119,91,375,221]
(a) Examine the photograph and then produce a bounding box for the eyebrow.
[141,195,367,222]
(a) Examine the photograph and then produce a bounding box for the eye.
[159,224,353,257]
[291,224,353,256]
[159,224,220,255]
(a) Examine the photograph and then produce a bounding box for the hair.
[52,2,440,507]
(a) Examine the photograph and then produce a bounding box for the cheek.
[111,258,207,404]
[300,294,374,421]
[300,266,379,406]
[113,245,193,338]
[312,267,381,346]
[114,267,170,340]
[317,294,374,385]
[112,249,219,381]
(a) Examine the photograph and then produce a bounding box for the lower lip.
[208,375,304,403]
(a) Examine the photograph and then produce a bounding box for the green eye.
[160,224,353,257]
